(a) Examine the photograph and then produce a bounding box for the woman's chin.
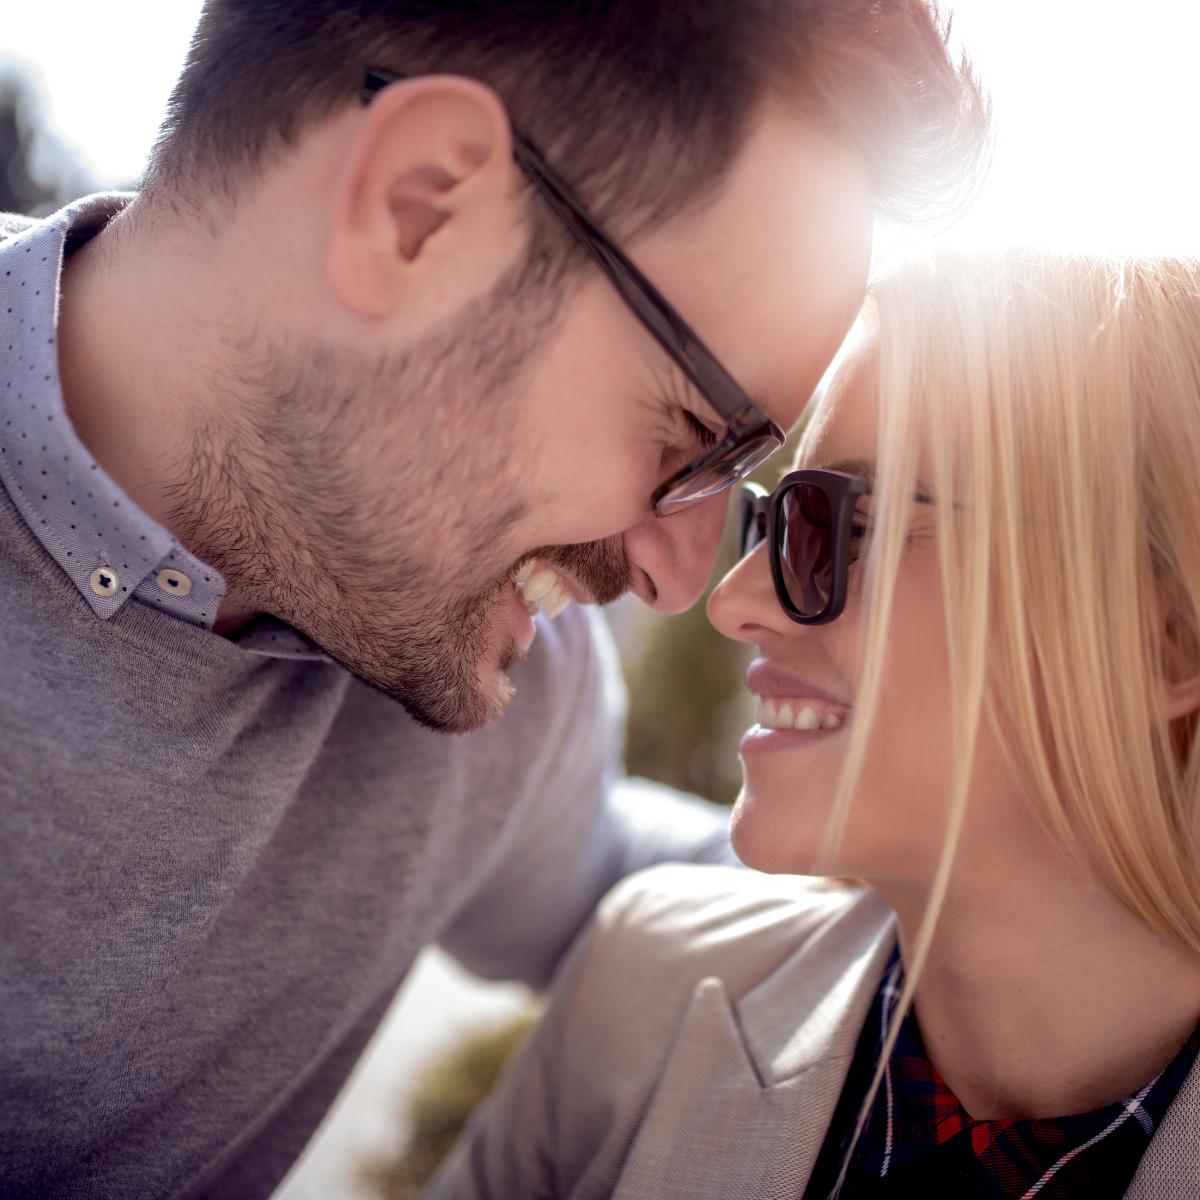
[730,788,823,876]
[729,739,846,868]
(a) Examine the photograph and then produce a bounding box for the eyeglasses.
[738,470,873,624]
[360,68,785,517]
[739,471,939,624]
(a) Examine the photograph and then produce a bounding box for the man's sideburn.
[164,260,632,733]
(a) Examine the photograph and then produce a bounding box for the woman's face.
[708,335,1022,892]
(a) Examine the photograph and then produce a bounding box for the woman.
[425,249,1200,1199]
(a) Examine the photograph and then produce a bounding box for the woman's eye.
[847,518,872,564]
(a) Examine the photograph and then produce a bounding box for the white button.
[89,566,120,597]
[156,568,193,596]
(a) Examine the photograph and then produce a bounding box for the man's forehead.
[629,105,875,436]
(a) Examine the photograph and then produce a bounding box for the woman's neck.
[880,843,1200,1122]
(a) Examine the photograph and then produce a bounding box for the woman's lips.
[741,657,851,752]
[744,658,850,707]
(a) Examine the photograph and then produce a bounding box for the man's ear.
[328,76,523,322]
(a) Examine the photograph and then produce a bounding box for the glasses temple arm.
[511,133,774,437]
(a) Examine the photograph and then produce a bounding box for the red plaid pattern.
[802,951,1200,1200]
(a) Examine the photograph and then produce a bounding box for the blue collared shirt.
[0,195,326,660]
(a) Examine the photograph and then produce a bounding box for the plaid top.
[802,950,1200,1200]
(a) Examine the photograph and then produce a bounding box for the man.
[0,1,985,1196]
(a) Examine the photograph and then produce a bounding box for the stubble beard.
[167,261,632,734]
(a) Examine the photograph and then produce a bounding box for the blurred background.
[4,1,1198,1195]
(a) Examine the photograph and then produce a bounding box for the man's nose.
[621,490,730,613]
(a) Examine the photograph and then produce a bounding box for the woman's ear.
[1160,588,1200,721]
[1164,674,1200,722]
[328,75,522,321]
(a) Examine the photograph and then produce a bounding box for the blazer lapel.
[612,888,896,1200]
[1124,1051,1200,1198]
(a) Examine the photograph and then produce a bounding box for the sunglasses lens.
[778,482,836,617]
[654,430,781,516]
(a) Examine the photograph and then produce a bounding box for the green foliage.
[361,1011,539,1200]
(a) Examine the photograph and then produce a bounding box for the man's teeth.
[521,569,558,602]
[756,696,845,731]
[512,564,573,619]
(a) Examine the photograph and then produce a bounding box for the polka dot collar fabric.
[0,195,227,628]
[1,196,334,663]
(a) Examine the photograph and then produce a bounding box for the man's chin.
[467,632,527,727]
[278,577,527,734]
[475,667,518,728]
[411,659,523,735]
[347,631,526,736]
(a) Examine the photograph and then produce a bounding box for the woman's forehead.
[796,334,879,469]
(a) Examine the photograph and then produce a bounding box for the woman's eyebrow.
[811,456,877,479]
[810,457,937,503]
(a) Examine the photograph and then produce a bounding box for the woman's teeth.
[513,562,572,619]
[756,696,844,731]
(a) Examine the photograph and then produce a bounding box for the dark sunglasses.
[739,470,940,623]
[737,470,873,625]
[360,68,784,517]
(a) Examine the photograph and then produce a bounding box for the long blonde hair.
[821,249,1200,1181]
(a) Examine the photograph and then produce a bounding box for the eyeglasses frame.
[738,470,872,625]
[360,67,785,518]
[740,470,942,624]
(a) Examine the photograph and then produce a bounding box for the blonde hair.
[819,249,1200,1181]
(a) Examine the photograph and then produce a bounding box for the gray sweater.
[0,203,731,1199]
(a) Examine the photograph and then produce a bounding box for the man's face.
[214,105,873,732]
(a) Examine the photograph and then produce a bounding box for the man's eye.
[685,411,721,450]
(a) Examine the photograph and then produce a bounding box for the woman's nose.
[707,542,796,643]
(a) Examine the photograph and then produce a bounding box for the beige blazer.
[425,864,1200,1200]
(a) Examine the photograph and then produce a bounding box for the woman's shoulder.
[577,862,883,1011]
[599,860,863,920]
[421,865,892,1200]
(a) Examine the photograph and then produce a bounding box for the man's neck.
[56,203,263,628]
[58,209,179,533]
[882,848,1200,1122]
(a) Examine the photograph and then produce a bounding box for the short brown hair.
[149,0,987,246]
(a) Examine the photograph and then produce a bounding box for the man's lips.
[508,585,539,653]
